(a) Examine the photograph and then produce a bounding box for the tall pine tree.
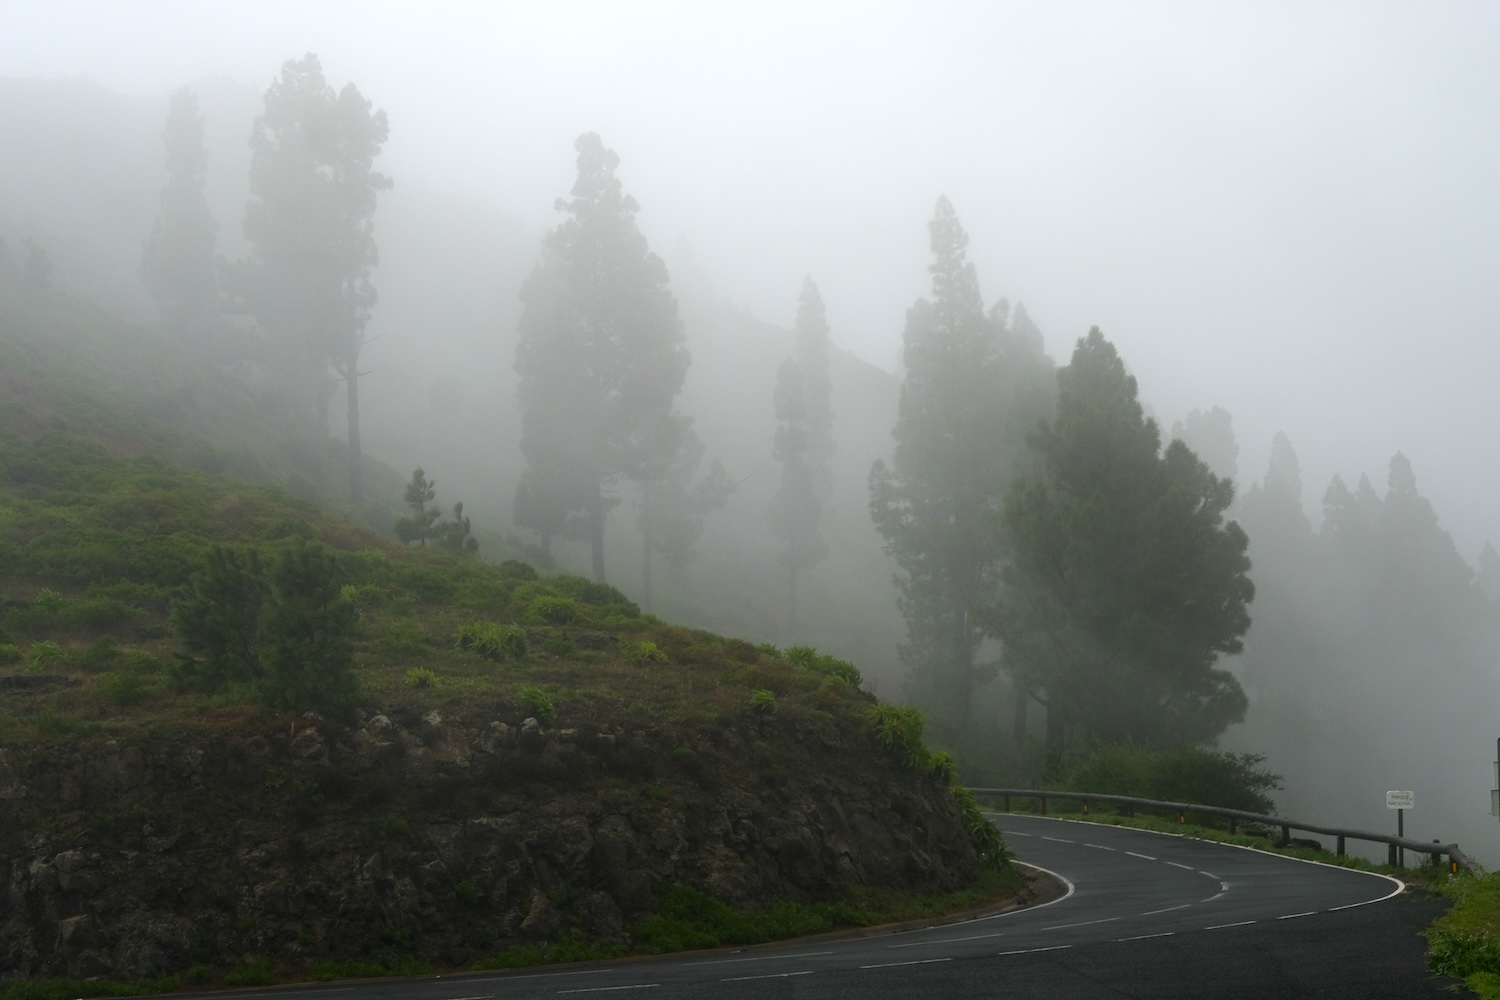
[140,86,221,348]
[514,133,689,584]
[768,359,827,634]
[229,54,390,499]
[637,421,733,611]
[869,197,1054,745]
[794,276,836,500]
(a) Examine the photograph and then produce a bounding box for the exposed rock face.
[0,705,979,978]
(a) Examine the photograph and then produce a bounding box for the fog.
[4,2,1500,863]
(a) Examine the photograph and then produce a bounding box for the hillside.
[0,283,1015,987]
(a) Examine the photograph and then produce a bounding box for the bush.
[455,621,527,662]
[1063,744,1282,814]
[515,685,556,724]
[27,640,68,671]
[866,703,929,771]
[528,595,578,625]
[624,640,668,665]
[497,559,538,582]
[171,545,266,690]
[256,540,359,711]
[0,644,19,664]
[784,645,862,687]
[405,667,439,689]
[79,636,122,672]
[749,689,777,714]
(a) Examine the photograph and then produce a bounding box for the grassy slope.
[0,283,1020,993]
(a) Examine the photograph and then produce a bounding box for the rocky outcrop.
[0,703,979,978]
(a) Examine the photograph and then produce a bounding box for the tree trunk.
[642,517,654,613]
[787,563,797,637]
[1045,693,1065,750]
[346,362,363,502]
[1013,686,1028,749]
[589,497,607,584]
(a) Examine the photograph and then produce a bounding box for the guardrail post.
[1002,793,1010,813]
[1280,824,1290,846]
[1039,794,1047,816]
[1388,843,1398,866]
[1228,817,1237,835]
[1337,835,1345,857]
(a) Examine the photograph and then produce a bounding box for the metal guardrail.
[968,787,1477,873]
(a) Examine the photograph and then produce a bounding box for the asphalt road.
[183,814,1465,999]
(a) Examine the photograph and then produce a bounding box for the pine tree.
[513,133,689,584]
[998,328,1253,749]
[794,277,835,500]
[395,468,442,546]
[229,54,390,499]
[636,422,732,611]
[140,87,221,348]
[868,197,1054,744]
[768,359,827,634]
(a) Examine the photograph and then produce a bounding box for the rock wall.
[0,704,979,978]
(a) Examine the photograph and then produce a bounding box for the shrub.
[102,667,153,706]
[749,689,777,715]
[549,575,637,612]
[405,667,439,689]
[256,540,359,711]
[79,636,122,672]
[1063,744,1282,814]
[455,621,527,662]
[497,559,538,582]
[171,545,266,690]
[624,640,668,665]
[27,640,68,671]
[0,644,19,664]
[866,703,929,771]
[528,595,578,625]
[515,685,556,724]
[784,645,862,687]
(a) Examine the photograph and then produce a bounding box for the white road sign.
[1387,790,1415,810]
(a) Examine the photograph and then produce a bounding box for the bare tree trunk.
[590,496,607,584]
[642,517,654,612]
[346,363,363,502]
[1013,686,1028,749]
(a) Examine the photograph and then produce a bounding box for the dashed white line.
[860,958,952,970]
[1198,871,1219,879]
[720,972,812,981]
[1042,916,1120,931]
[557,987,659,995]
[997,944,1073,956]
[1125,851,1157,860]
[1083,843,1116,851]
[1141,903,1192,916]
[1041,836,1075,844]
[687,950,833,966]
[1007,831,1034,837]
[1166,861,1195,870]
[1117,931,1175,943]
[1277,911,1317,920]
[1206,920,1257,930]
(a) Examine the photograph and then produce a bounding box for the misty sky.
[4,0,1500,554]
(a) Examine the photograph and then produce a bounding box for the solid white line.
[1198,871,1219,879]
[1206,920,1256,930]
[1202,892,1225,902]
[1166,861,1195,870]
[886,859,1077,950]
[1278,911,1317,920]
[1042,916,1120,931]
[556,987,659,995]
[1140,903,1192,916]
[997,945,1072,956]
[1125,851,1157,860]
[1117,931,1175,942]
[1084,843,1116,851]
[860,958,952,970]
[686,950,833,966]
[721,972,812,981]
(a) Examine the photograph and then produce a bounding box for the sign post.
[1387,790,1414,866]
[1493,739,1499,820]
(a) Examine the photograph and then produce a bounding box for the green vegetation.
[1427,873,1500,998]
[455,621,528,662]
[1058,744,1282,815]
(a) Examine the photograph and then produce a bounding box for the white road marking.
[1117,931,1175,942]
[1220,881,1230,891]
[997,944,1073,956]
[1125,851,1157,860]
[1007,831,1034,837]
[1206,920,1257,930]
[1042,916,1120,931]
[1166,861,1195,870]
[860,958,953,969]
[557,987,659,995]
[721,972,813,981]
[1141,903,1192,916]
[890,926,1010,947]
[1041,836,1075,843]
[1277,911,1317,920]
[1198,871,1219,879]
[1084,843,1116,851]
[1202,892,1226,902]
[686,950,833,966]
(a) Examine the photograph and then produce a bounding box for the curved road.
[185,815,1461,999]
